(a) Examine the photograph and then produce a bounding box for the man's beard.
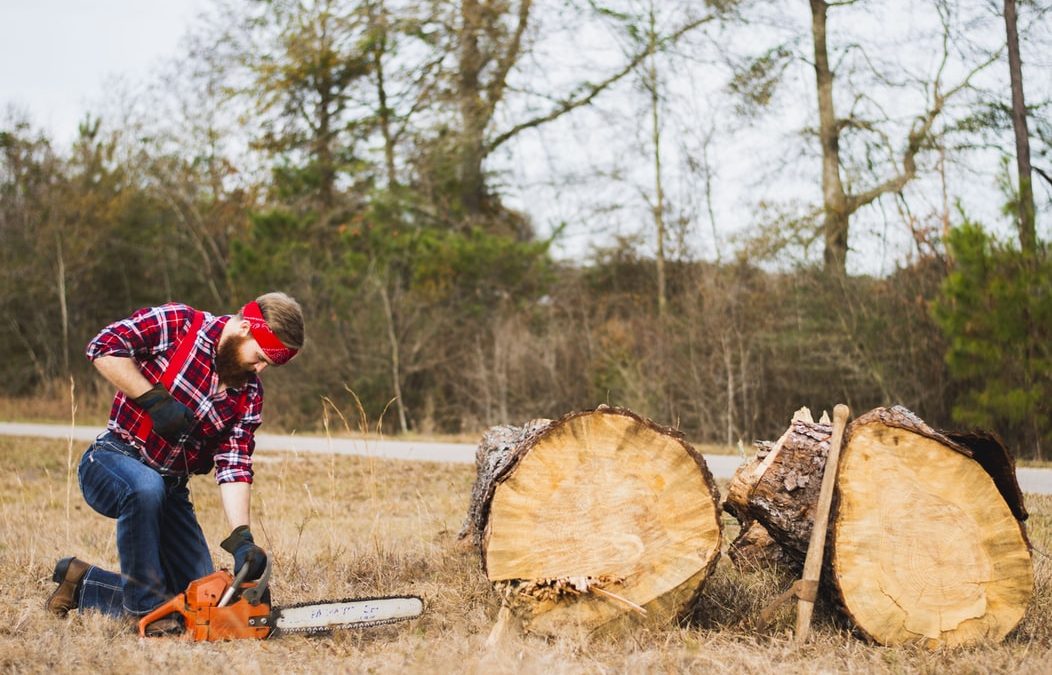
[216,334,254,389]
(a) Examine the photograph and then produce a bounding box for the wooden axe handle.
[794,403,850,645]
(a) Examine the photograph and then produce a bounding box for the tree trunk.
[807,0,986,274]
[728,520,795,570]
[647,1,667,316]
[810,0,849,275]
[461,407,723,636]
[1004,0,1036,255]
[315,89,335,213]
[378,281,409,434]
[725,405,1033,647]
[722,335,735,446]
[369,0,399,188]
[457,0,488,216]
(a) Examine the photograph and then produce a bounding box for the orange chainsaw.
[137,560,424,640]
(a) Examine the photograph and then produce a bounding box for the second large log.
[725,405,1034,648]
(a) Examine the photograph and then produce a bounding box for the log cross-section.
[831,407,1033,647]
[463,406,723,636]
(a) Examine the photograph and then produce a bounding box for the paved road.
[2,421,1050,494]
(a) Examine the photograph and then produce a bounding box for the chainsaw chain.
[269,614,417,637]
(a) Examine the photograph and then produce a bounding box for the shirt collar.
[201,313,229,350]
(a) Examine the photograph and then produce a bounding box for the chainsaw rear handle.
[137,569,235,637]
[138,592,192,638]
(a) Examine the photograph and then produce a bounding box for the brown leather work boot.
[45,557,90,617]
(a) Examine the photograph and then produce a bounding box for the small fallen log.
[461,406,723,637]
[725,407,832,566]
[726,405,1034,648]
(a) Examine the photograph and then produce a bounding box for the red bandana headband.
[242,301,298,365]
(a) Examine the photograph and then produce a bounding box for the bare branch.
[485,12,715,154]
[846,48,1002,213]
[1034,165,1052,188]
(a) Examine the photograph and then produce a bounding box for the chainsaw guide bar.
[269,596,426,636]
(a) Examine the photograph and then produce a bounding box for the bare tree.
[423,0,718,224]
[808,0,1000,274]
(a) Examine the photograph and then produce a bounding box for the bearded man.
[45,292,304,635]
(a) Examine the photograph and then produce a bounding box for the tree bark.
[461,406,723,636]
[1003,0,1036,255]
[725,408,832,566]
[810,0,849,275]
[726,405,1033,647]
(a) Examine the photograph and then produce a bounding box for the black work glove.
[220,525,268,580]
[133,384,194,444]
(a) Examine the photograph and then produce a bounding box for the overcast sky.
[0,1,208,143]
[1,1,1044,274]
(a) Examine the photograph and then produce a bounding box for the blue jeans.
[76,433,214,616]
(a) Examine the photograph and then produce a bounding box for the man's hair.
[251,292,305,350]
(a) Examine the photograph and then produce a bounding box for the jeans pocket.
[76,450,88,494]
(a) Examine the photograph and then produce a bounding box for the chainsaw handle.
[217,563,251,607]
[218,556,271,607]
[138,593,189,637]
[242,557,271,606]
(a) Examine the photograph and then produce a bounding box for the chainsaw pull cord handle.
[217,556,271,608]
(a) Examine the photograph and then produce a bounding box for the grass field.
[2,435,1051,674]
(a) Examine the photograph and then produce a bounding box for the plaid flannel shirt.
[86,303,263,484]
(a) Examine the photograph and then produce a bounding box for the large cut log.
[461,406,723,637]
[726,405,1033,648]
[833,407,1033,647]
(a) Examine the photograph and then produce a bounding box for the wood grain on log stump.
[725,405,1033,647]
[462,406,723,636]
[831,407,1033,648]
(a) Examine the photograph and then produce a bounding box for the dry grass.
[2,436,1051,674]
